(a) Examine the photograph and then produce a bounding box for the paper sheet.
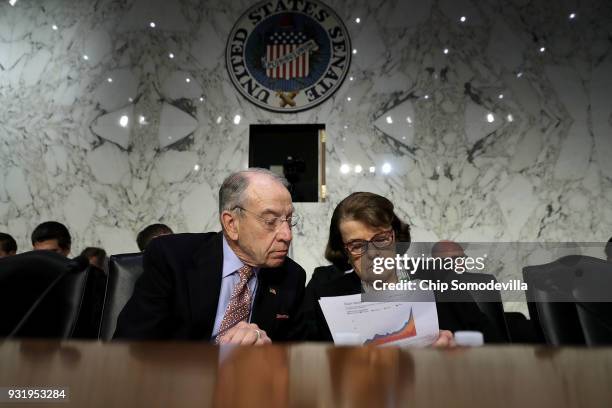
[318,286,439,347]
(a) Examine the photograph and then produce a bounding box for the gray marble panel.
[0,0,611,317]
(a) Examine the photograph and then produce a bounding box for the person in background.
[0,232,17,258]
[31,221,71,257]
[80,247,107,270]
[136,223,174,251]
[431,240,466,259]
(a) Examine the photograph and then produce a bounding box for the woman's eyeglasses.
[344,230,394,255]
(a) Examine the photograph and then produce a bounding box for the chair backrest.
[504,311,545,343]
[0,251,89,339]
[572,265,612,345]
[72,266,108,339]
[522,255,611,346]
[525,288,585,345]
[98,252,144,340]
[458,272,510,342]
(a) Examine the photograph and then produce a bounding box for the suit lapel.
[188,232,223,339]
[251,268,280,335]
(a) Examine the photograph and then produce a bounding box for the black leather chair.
[572,263,612,345]
[457,272,511,342]
[99,253,144,340]
[72,266,108,339]
[504,311,545,343]
[522,255,610,346]
[0,251,90,339]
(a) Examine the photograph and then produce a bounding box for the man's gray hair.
[219,168,289,214]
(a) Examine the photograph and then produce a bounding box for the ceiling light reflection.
[119,115,129,127]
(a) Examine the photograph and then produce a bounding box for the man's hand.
[218,321,272,346]
[432,330,456,348]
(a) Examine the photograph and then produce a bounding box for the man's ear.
[221,211,239,241]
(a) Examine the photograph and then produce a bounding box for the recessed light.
[569,13,576,19]
[352,49,357,54]
[369,166,376,173]
[382,163,392,174]
[52,24,58,31]
[83,54,89,61]
[119,115,129,127]
[185,78,191,83]
[349,76,354,81]
[443,48,449,54]
[386,116,393,124]
[169,52,175,59]
[233,114,241,125]
[340,164,350,174]
[107,77,113,83]
[354,165,363,173]
[460,16,466,22]
[486,113,495,123]
[347,97,352,101]
[355,17,361,23]
[498,94,504,99]
[539,47,546,53]
[149,22,156,28]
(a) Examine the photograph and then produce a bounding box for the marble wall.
[1,0,611,287]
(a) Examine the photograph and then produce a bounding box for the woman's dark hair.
[324,192,411,271]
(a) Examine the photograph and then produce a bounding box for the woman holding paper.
[300,192,497,346]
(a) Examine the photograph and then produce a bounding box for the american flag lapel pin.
[269,287,277,295]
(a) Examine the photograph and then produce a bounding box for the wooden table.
[1,340,611,407]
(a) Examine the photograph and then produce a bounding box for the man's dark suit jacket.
[114,232,306,341]
[301,265,504,343]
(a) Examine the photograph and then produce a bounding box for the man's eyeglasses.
[233,206,300,231]
[344,230,394,255]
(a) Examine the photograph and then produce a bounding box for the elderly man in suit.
[114,168,305,345]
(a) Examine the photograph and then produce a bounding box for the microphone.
[7,255,88,339]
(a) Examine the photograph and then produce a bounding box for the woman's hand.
[431,330,456,348]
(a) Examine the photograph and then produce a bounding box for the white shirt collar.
[222,235,248,278]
